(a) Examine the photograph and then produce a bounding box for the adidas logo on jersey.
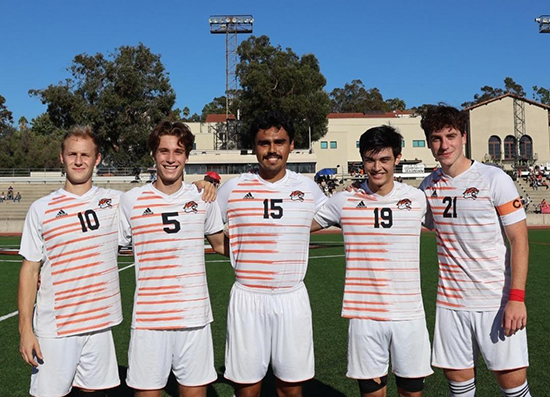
[431,190,438,197]
[356,201,366,208]
[243,192,254,199]
[56,209,68,218]
[142,207,154,216]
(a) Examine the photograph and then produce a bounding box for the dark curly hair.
[420,105,468,142]
[148,121,195,156]
[247,111,295,144]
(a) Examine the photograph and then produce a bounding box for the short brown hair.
[61,125,101,155]
[148,121,195,156]
[420,105,468,141]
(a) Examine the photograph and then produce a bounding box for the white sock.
[500,380,531,397]
[449,378,476,397]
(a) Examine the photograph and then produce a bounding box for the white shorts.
[224,282,314,384]
[31,329,119,397]
[347,318,433,380]
[433,307,529,371]
[126,325,217,390]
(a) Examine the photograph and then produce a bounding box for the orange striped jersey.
[314,181,427,321]
[419,161,526,311]
[19,187,122,338]
[118,183,223,330]
[218,171,328,290]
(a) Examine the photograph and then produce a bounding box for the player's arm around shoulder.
[311,190,348,232]
[18,259,42,366]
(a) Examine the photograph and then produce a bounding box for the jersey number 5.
[162,212,181,234]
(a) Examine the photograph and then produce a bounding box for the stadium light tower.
[209,15,254,119]
[535,15,550,33]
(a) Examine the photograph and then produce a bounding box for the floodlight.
[535,15,550,33]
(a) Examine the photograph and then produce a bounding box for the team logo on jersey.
[463,187,479,200]
[243,192,254,199]
[142,207,154,216]
[356,200,366,208]
[289,190,305,202]
[183,201,198,213]
[56,209,68,218]
[396,198,412,210]
[98,198,112,209]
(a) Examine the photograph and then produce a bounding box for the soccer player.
[217,112,328,397]
[18,125,123,397]
[118,121,226,397]
[420,105,531,397]
[312,125,433,397]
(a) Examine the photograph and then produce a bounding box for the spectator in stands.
[14,192,21,203]
[7,186,13,200]
[0,192,4,203]
[541,199,547,209]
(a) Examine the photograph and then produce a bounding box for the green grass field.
[1,231,549,396]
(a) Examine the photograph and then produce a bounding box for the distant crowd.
[0,186,21,203]
[518,165,549,190]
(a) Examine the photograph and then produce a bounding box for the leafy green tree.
[29,43,176,166]
[0,94,14,136]
[533,86,550,105]
[462,77,525,108]
[329,80,406,113]
[0,126,62,169]
[236,35,331,148]
[200,96,227,121]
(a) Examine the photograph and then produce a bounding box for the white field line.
[0,252,346,323]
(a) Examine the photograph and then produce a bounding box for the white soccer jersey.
[419,161,526,311]
[315,181,427,321]
[19,187,122,338]
[218,171,327,290]
[119,183,223,330]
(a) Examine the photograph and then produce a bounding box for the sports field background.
[1,231,549,396]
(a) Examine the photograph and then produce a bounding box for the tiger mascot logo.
[183,201,198,213]
[98,198,112,209]
[396,198,412,210]
[463,187,479,200]
[289,190,305,202]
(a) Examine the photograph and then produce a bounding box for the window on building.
[330,141,337,149]
[413,140,425,147]
[519,135,533,160]
[488,136,501,161]
[504,136,516,160]
[193,143,197,150]
[320,141,328,149]
[356,141,360,148]
[401,141,405,147]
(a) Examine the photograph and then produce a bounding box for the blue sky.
[1,0,549,123]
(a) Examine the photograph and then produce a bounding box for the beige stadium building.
[184,94,550,183]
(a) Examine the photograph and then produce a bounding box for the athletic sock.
[448,378,476,397]
[500,380,531,397]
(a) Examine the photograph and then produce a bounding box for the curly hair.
[420,105,468,141]
[148,121,195,156]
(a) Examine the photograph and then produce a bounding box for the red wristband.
[509,289,525,302]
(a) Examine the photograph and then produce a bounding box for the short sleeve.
[19,201,45,262]
[302,176,328,210]
[488,169,526,226]
[217,177,239,223]
[118,190,135,246]
[314,192,348,228]
[204,200,224,235]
